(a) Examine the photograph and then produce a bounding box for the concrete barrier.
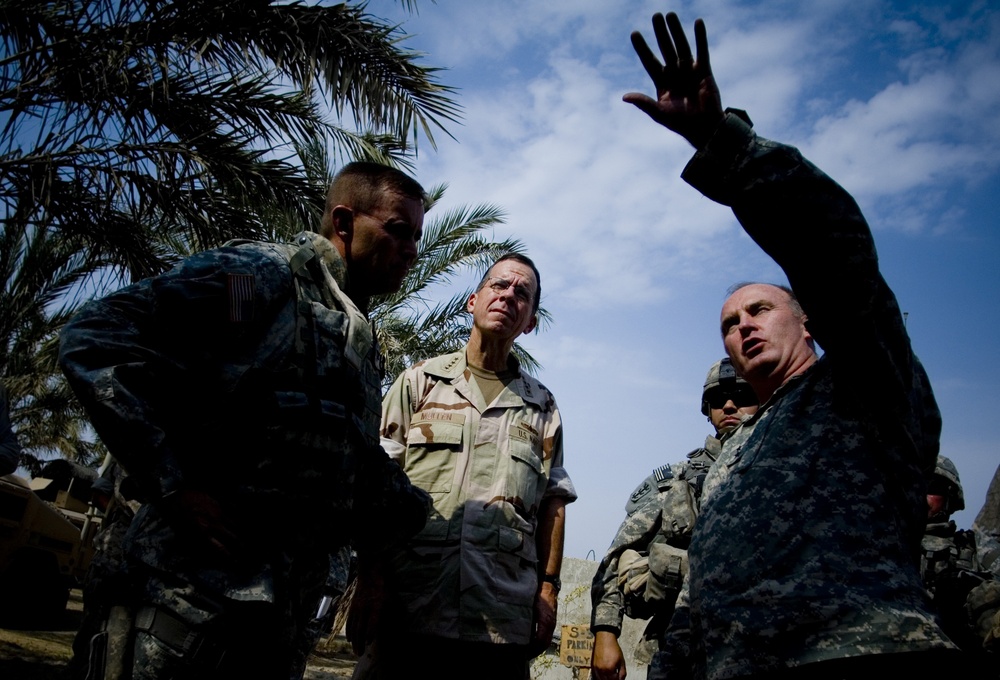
[531,557,651,680]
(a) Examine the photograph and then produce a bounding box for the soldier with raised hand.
[59,162,431,680]
[591,358,758,680]
[625,11,959,680]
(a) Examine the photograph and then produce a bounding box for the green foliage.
[0,225,107,472]
[0,0,460,467]
[0,0,459,280]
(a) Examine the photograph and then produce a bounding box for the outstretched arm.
[623,12,724,149]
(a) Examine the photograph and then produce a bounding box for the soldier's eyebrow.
[720,312,738,336]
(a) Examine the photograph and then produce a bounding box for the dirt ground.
[0,589,359,679]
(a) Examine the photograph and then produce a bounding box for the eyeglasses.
[705,388,758,410]
[484,277,534,305]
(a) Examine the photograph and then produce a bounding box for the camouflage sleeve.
[682,114,938,462]
[590,474,664,634]
[0,385,20,475]
[58,245,293,502]
[351,445,430,553]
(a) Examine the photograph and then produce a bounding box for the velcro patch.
[227,274,254,323]
[413,411,465,424]
[630,481,651,504]
[509,423,540,448]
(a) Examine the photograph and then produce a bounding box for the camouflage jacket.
[659,114,955,680]
[59,232,426,588]
[590,439,718,635]
[380,348,577,644]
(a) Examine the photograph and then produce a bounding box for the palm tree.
[0,0,460,466]
[372,185,550,388]
[0,225,107,473]
[0,0,459,281]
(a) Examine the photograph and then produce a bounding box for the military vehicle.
[0,472,100,625]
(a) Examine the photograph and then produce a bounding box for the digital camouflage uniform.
[651,113,957,680]
[590,439,718,661]
[69,459,143,680]
[59,232,427,679]
[921,457,1000,674]
[377,348,577,649]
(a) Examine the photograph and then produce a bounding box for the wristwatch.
[541,573,561,593]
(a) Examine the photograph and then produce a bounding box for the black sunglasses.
[705,388,758,410]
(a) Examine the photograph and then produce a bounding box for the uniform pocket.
[493,525,538,604]
[404,417,464,494]
[507,437,544,516]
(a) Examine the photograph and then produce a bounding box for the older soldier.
[626,11,959,680]
[591,358,758,680]
[59,162,430,680]
[350,253,577,680]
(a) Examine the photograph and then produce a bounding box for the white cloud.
[365,1,1000,557]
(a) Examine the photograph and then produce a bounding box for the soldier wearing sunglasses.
[591,358,758,680]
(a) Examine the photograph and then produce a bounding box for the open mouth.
[742,338,763,358]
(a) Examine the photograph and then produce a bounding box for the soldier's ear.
[522,314,537,335]
[330,206,354,243]
[466,291,478,313]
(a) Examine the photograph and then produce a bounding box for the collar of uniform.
[422,347,546,408]
[703,435,722,459]
[299,232,362,311]
[743,355,823,427]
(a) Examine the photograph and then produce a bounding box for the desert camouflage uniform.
[651,113,957,680]
[590,438,718,659]
[59,232,427,679]
[377,348,577,647]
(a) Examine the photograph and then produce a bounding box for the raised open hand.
[623,12,724,148]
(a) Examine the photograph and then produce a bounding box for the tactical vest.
[280,232,382,448]
[217,233,383,545]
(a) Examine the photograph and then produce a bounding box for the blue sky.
[366,0,1000,559]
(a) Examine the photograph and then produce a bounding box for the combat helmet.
[701,358,752,416]
[931,455,965,512]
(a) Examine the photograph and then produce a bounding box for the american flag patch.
[227,274,254,322]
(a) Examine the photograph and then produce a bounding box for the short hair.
[726,281,805,319]
[477,253,542,313]
[725,281,815,350]
[320,162,426,238]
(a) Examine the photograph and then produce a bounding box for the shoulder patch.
[652,464,674,483]
[629,481,652,505]
[226,273,254,322]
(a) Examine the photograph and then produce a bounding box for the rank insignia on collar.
[227,274,254,322]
